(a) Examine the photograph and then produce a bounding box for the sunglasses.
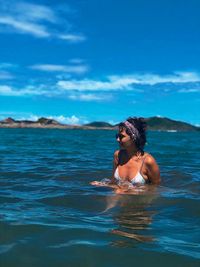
[115,133,125,141]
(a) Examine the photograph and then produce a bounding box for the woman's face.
[116,127,133,148]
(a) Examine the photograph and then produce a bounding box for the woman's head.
[117,117,147,151]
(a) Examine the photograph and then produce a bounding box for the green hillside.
[146,117,199,131]
[84,121,113,128]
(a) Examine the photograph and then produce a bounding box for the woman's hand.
[90,180,119,189]
[90,181,106,186]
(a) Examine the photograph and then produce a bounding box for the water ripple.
[0,129,200,266]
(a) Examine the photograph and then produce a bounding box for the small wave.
[49,239,108,248]
[0,243,15,254]
[156,236,200,259]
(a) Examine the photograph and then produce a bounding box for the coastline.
[0,116,199,131]
[0,123,117,130]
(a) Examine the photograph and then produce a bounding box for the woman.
[91,117,160,190]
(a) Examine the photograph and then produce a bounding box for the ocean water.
[0,128,200,267]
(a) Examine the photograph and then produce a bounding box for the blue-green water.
[0,129,200,267]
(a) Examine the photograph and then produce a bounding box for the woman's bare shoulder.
[143,153,160,184]
[143,153,158,166]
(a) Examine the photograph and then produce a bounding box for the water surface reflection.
[104,186,159,245]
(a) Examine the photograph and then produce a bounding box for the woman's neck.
[125,145,140,158]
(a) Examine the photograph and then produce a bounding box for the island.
[0,116,199,131]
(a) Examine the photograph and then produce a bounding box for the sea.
[0,128,200,267]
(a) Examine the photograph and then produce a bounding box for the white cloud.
[69,58,84,64]
[0,16,50,37]
[57,78,124,91]
[59,34,86,43]
[30,64,89,74]
[68,93,111,101]
[19,114,80,124]
[178,88,200,93]
[57,71,200,91]
[1,71,200,99]
[156,115,164,118]
[0,63,18,69]
[0,62,17,80]
[0,85,13,94]
[27,115,39,121]
[17,115,39,121]
[109,72,200,85]
[108,120,119,125]
[0,84,112,101]
[16,2,57,23]
[48,115,80,125]
[1,113,83,125]
[0,85,48,96]
[0,1,86,42]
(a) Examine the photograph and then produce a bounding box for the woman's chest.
[118,160,140,179]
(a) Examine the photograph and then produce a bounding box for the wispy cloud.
[69,58,85,64]
[59,34,86,43]
[0,1,86,42]
[0,62,18,69]
[30,64,89,74]
[1,71,200,99]
[48,115,80,125]
[0,85,49,96]
[0,71,14,80]
[57,71,200,91]
[178,88,200,93]
[0,62,18,79]
[57,78,126,91]
[0,16,50,37]
[0,85,13,94]
[68,93,112,101]
[16,2,57,23]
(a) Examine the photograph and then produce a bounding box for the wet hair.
[119,117,147,152]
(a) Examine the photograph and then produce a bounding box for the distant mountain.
[146,117,199,131]
[1,117,16,124]
[84,117,199,131]
[37,117,60,125]
[0,117,68,129]
[84,121,114,128]
[0,116,199,131]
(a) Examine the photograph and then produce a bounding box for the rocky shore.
[0,117,116,130]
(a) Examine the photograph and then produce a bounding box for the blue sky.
[0,0,200,125]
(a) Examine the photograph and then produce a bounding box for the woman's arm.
[145,155,161,185]
[90,150,119,187]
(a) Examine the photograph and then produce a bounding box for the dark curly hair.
[119,117,147,152]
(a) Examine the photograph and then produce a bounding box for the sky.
[0,0,200,125]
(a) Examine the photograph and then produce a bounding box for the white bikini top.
[114,168,146,185]
[114,155,147,185]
